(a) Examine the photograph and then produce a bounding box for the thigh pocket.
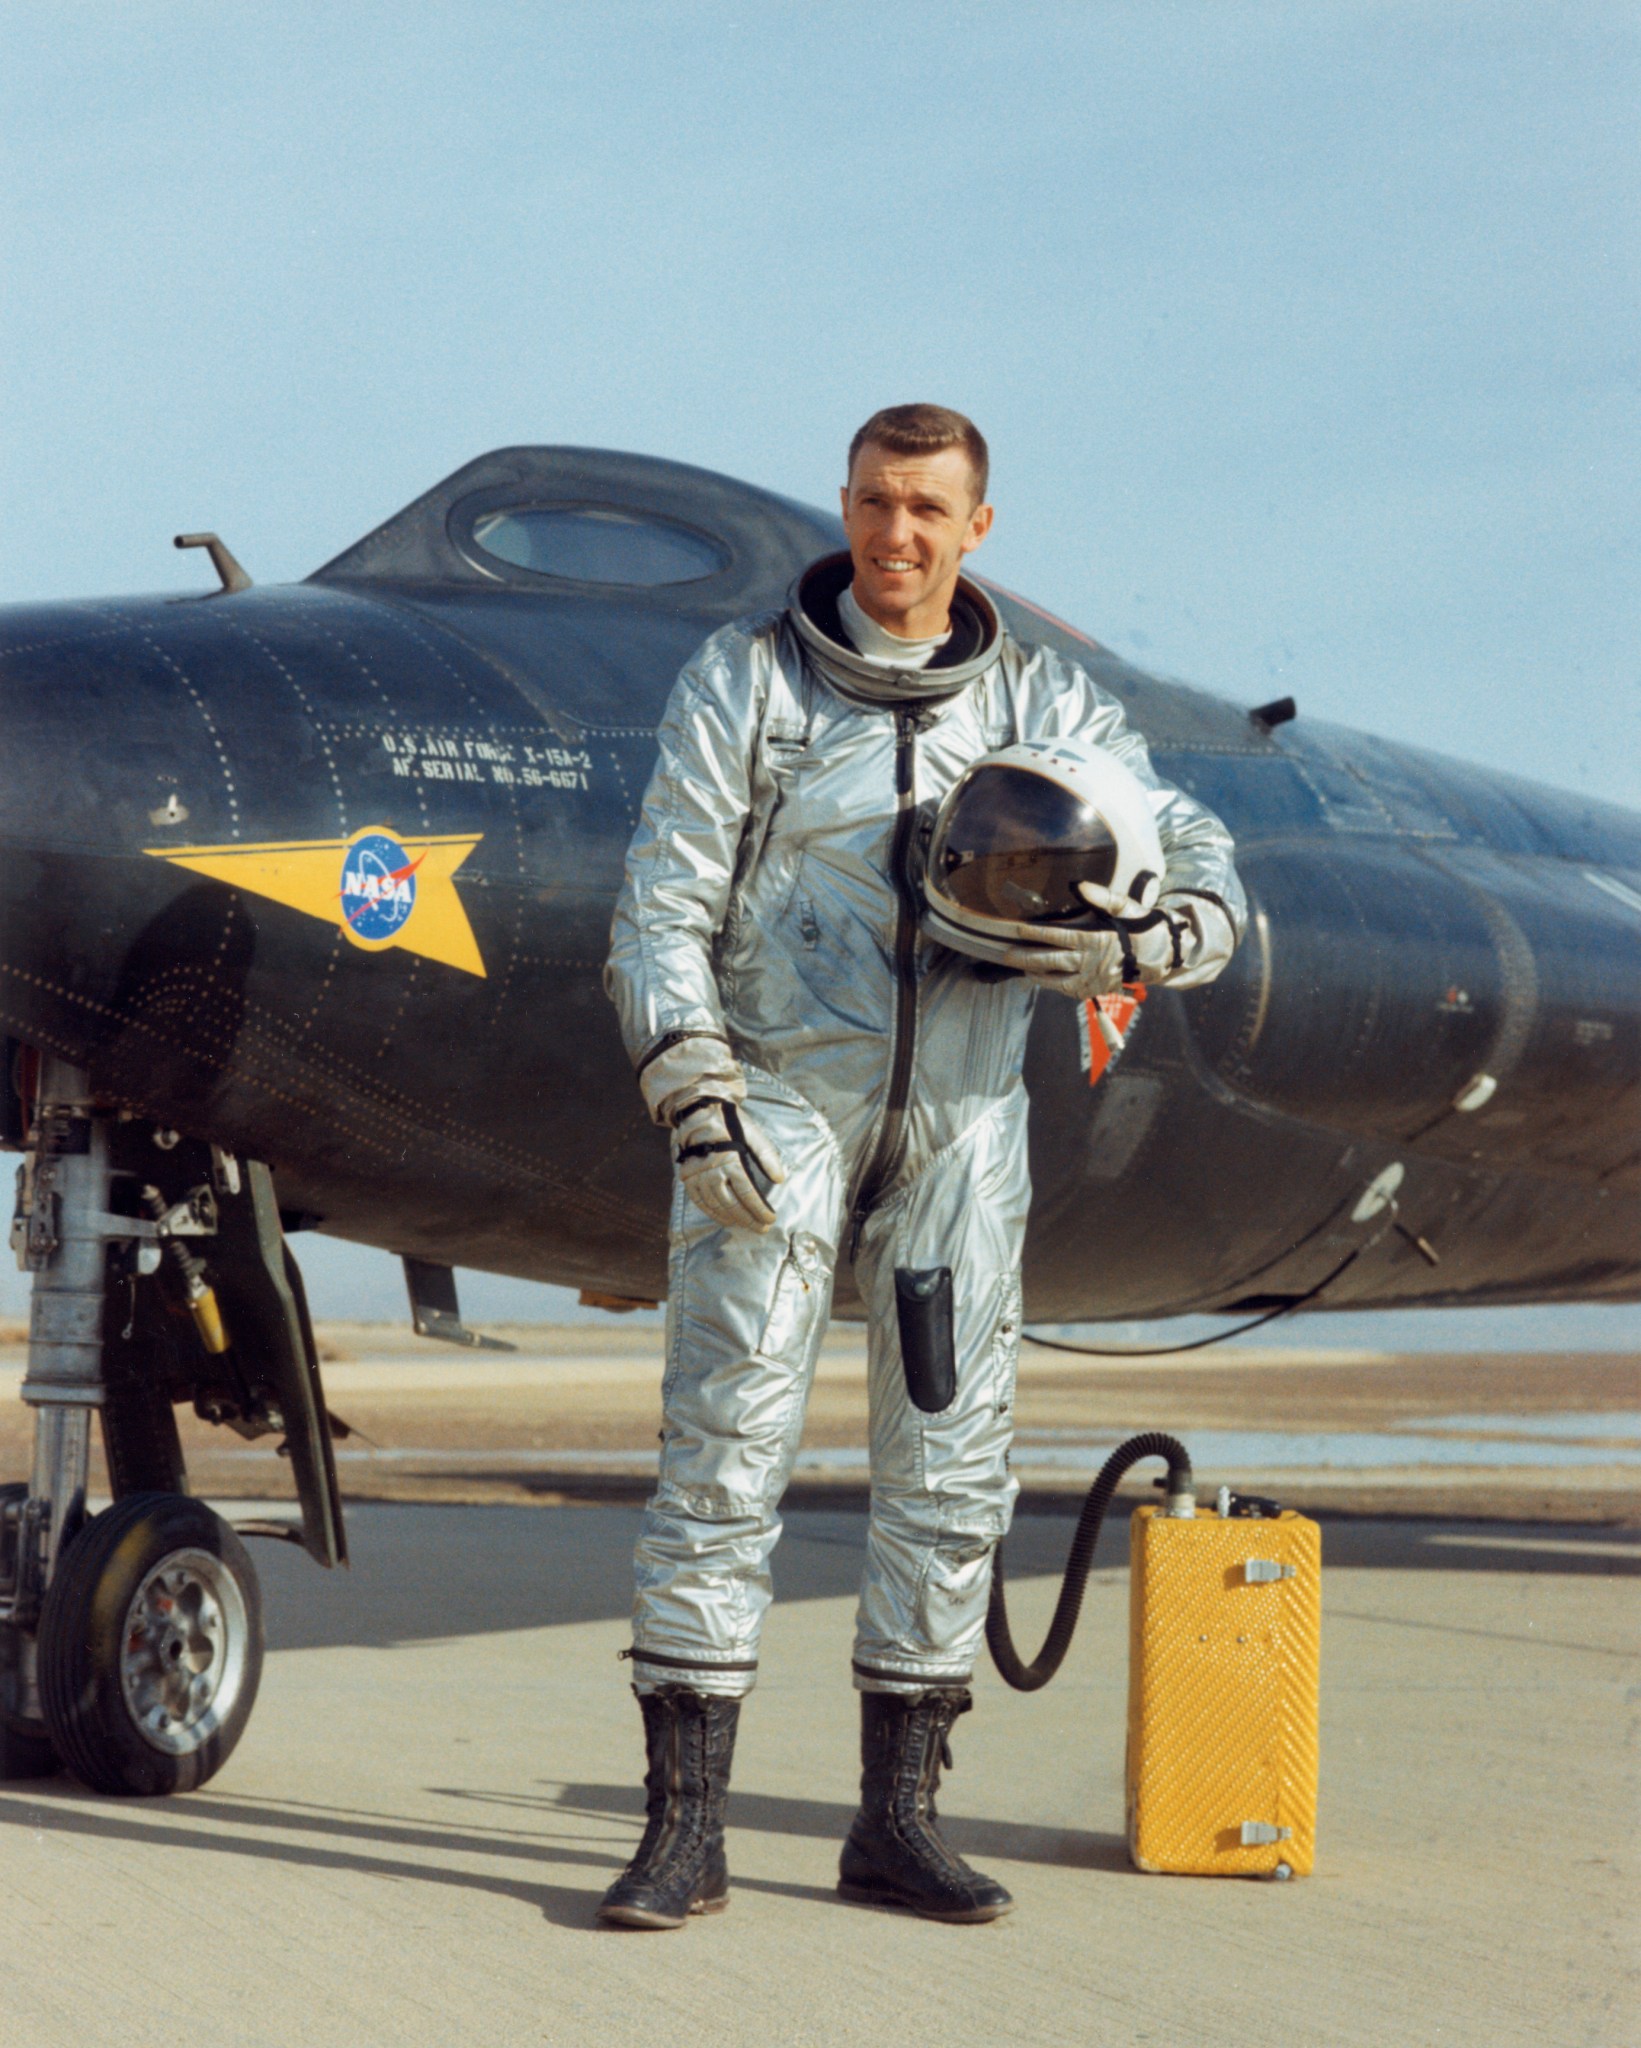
[895,1266,957,1413]
[990,1273,1022,1418]
[755,1230,829,1363]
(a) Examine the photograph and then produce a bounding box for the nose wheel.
[37,1493,263,1796]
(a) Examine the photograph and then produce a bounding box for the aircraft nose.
[0,600,208,856]
[0,595,246,1081]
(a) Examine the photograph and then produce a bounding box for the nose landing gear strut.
[1,1056,269,1793]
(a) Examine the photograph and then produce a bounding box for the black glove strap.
[670,1095,724,1129]
[722,1100,773,1201]
[672,1099,773,1201]
[1108,904,1186,975]
[673,1096,731,1164]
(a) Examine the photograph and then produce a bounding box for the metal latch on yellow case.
[1243,1558,1297,1583]
[1239,1823,1293,1846]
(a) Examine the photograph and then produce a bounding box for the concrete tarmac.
[1,1498,1635,2048]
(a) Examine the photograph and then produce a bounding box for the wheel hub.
[119,1547,248,1755]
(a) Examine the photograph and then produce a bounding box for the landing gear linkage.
[1,1056,266,1792]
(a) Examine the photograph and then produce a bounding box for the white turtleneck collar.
[838,583,951,670]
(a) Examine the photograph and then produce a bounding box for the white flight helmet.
[923,737,1165,966]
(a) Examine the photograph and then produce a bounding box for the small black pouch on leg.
[895,1267,956,1413]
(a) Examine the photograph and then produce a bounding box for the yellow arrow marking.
[145,826,487,977]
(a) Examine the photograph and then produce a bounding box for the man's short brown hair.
[847,403,989,505]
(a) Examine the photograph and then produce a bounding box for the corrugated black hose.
[986,1431,1194,1692]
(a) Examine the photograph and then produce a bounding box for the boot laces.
[889,1695,978,1878]
[626,1691,733,1882]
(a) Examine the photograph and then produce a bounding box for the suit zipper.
[851,705,924,1252]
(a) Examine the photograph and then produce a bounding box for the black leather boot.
[596,1686,740,1929]
[838,1688,1014,1922]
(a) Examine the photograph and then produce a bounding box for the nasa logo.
[339,829,425,948]
[148,825,486,974]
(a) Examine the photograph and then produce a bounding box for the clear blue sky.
[2,2,1636,1343]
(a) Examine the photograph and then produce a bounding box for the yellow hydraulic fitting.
[188,1284,230,1356]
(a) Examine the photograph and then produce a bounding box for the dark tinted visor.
[930,767,1118,925]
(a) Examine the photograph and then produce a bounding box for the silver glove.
[996,882,1237,998]
[999,926,1127,1000]
[672,1097,789,1232]
[1114,900,1195,986]
[1145,891,1238,989]
[1076,883,1238,989]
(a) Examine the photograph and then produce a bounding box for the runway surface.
[0,1330,1635,2044]
[1,1498,1637,2047]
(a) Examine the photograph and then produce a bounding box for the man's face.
[840,442,994,639]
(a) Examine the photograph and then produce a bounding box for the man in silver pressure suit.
[599,404,1245,1928]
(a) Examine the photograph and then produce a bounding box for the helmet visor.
[930,766,1119,925]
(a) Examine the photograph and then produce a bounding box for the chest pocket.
[727,689,812,919]
[756,702,884,934]
[755,721,815,926]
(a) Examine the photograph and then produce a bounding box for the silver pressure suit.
[605,556,1245,1697]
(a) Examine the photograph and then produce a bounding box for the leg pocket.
[895,1266,956,1413]
[991,1272,1022,1418]
[756,1230,830,1363]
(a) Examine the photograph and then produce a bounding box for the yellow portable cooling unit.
[1126,1501,1320,1878]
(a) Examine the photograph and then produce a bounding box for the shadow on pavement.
[0,1785,605,1930]
[0,1776,1078,1928]
[432,1779,1130,1873]
[249,1503,1640,1656]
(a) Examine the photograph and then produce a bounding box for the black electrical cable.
[1017,1244,1367,1359]
[1020,1300,1293,1358]
[987,1432,1193,1692]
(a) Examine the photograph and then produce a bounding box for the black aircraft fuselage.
[3,446,1638,1324]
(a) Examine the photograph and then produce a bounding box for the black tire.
[38,1492,263,1796]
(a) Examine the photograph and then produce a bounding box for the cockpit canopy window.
[469,506,726,586]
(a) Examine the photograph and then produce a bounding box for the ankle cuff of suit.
[627,1644,759,1697]
[852,1657,973,1695]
